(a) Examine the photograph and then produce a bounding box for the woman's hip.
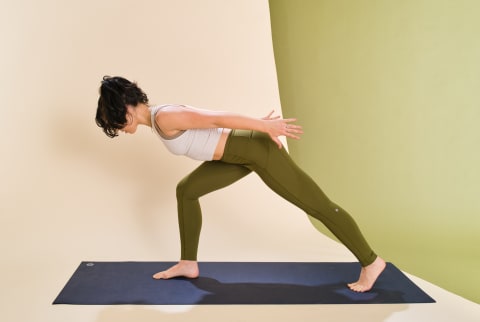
[221,130,277,168]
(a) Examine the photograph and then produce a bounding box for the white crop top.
[150,105,224,161]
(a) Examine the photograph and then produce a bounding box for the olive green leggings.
[176,130,377,266]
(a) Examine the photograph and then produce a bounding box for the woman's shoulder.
[153,104,191,137]
[156,104,189,110]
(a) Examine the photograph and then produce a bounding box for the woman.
[95,76,386,292]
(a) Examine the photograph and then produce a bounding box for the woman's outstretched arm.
[155,105,303,148]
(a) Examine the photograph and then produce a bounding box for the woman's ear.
[126,113,133,125]
[125,105,135,124]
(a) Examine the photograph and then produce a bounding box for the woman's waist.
[213,128,232,160]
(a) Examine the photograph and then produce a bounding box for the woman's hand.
[262,110,303,148]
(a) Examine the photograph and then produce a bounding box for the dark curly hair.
[95,76,149,138]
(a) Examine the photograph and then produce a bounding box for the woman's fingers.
[283,120,303,138]
[265,110,274,119]
[263,110,281,120]
[272,136,283,149]
[266,115,303,145]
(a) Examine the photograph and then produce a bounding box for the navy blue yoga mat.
[53,261,435,305]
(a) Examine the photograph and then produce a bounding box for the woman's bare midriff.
[213,129,231,160]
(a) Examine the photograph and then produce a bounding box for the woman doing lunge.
[95,76,386,292]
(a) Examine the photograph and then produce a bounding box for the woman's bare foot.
[348,256,386,292]
[152,260,199,280]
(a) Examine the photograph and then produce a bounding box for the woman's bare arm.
[155,105,303,148]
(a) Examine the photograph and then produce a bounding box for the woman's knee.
[176,176,197,200]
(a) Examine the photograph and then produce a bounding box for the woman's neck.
[134,103,153,127]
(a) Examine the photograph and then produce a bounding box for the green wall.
[270,0,480,303]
